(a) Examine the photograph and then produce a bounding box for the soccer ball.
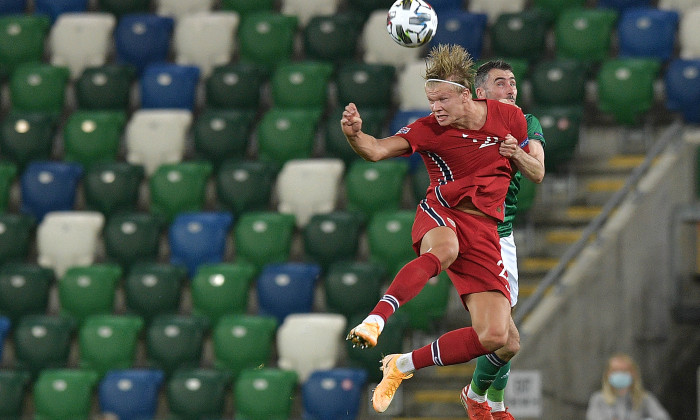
[386,0,438,48]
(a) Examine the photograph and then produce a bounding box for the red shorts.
[411,199,511,304]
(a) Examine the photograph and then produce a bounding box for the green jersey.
[497,113,546,238]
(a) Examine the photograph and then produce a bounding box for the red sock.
[411,327,490,370]
[369,252,441,321]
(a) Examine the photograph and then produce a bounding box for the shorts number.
[497,260,508,280]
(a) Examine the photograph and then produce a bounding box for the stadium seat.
[530,58,588,106]
[124,262,187,321]
[155,0,215,20]
[281,0,340,27]
[411,159,430,204]
[0,15,51,78]
[276,312,346,382]
[190,262,257,323]
[597,0,651,12]
[62,110,128,167]
[336,61,395,109]
[271,60,334,111]
[555,8,618,64]
[345,159,410,220]
[490,9,551,62]
[596,57,661,125]
[124,109,193,176]
[468,0,526,23]
[0,263,54,322]
[678,6,700,59]
[303,14,363,63]
[532,0,585,20]
[20,161,83,222]
[346,0,386,16]
[0,370,31,420]
[34,0,88,22]
[256,107,322,170]
[78,314,145,377]
[166,368,231,420]
[220,0,275,16]
[256,262,322,324]
[233,368,298,420]
[114,13,174,73]
[33,369,99,420]
[148,161,213,223]
[302,211,363,270]
[82,162,145,217]
[97,0,150,17]
[237,12,298,71]
[211,314,277,378]
[75,64,136,111]
[215,159,276,216]
[36,211,104,277]
[388,109,431,136]
[427,11,488,60]
[0,315,8,356]
[324,260,385,320]
[665,58,700,124]
[0,0,26,15]
[9,63,70,116]
[173,11,239,78]
[58,263,122,322]
[398,271,451,331]
[146,314,209,374]
[103,212,163,269]
[276,158,345,227]
[193,108,255,167]
[98,369,165,420]
[516,176,538,218]
[0,111,56,171]
[168,212,234,276]
[233,211,296,272]
[139,62,200,110]
[302,368,368,420]
[345,313,409,382]
[48,12,116,79]
[528,105,583,173]
[205,62,267,110]
[0,213,33,266]
[324,105,388,166]
[362,10,423,68]
[397,60,432,111]
[13,314,76,375]
[367,210,417,274]
[617,8,679,61]
[658,0,700,16]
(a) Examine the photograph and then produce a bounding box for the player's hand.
[499,134,520,158]
[341,103,362,137]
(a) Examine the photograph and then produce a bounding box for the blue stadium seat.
[665,58,700,124]
[168,212,234,276]
[388,109,431,135]
[618,8,679,61]
[428,11,488,60]
[0,316,9,361]
[34,0,87,22]
[98,369,165,420]
[302,368,368,420]
[114,13,174,73]
[256,262,321,324]
[0,0,26,14]
[597,0,651,12]
[20,161,83,221]
[428,0,463,14]
[139,63,201,110]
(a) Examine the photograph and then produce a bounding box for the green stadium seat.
[0,263,54,322]
[220,0,275,17]
[302,211,363,270]
[233,211,296,272]
[0,111,56,171]
[58,263,122,322]
[530,58,588,106]
[166,368,231,420]
[148,161,213,223]
[324,260,385,320]
[271,61,334,110]
[212,314,277,378]
[0,370,31,420]
[83,162,145,217]
[411,160,431,205]
[324,105,387,166]
[205,62,267,110]
[0,15,51,78]
[345,159,409,221]
[555,8,618,64]
[96,0,150,16]
[9,62,70,115]
[192,108,256,168]
[398,271,451,331]
[103,212,163,269]
[75,64,136,111]
[33,369,99,420]
[123,262,187,321]
[529,105,583,173]
[596,57,662,125]
[237,12,298,71]
[190,262,257,323]
[490,9,551,62]
[62,110,127,167]
[532,0,585,20]
[256,107,322,170]
[0,161,16,212]
[367,210,417,274]
[233,367,298,420]
[336,62,396,109]
[215,159,276,216]
[303,14,363,63]
[146,314,209,375]
[13,314,76,375]
[0,213,35,265]
[78,314,144,377]
[345,313,409,382]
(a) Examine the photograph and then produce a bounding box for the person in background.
[586,353,671,420]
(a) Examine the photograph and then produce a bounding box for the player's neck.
[453,100,487,131]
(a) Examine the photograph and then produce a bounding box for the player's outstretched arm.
[341,102,412,162]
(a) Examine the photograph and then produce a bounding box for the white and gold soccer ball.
[386,0,438,48]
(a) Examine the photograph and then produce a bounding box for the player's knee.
[431,243,459,269]
[477,327,509,351]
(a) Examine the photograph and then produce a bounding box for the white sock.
[362,315,385,332]
[395,353,415,373]
[488,400,505,412]
[467,386,487,403]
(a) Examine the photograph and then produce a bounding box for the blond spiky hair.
[424,44,475,92]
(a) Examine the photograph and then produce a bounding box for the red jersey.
[395,99,529,221]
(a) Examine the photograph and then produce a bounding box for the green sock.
[470,354,506,396]
[486,362,511,402]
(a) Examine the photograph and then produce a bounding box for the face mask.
[608,371,633,389]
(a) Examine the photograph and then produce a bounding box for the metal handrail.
[513,121,685,327]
